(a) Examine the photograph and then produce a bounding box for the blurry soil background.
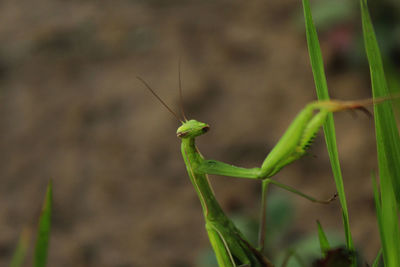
[0,0,399,266]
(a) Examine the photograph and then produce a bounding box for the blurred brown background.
[1,0,399,266]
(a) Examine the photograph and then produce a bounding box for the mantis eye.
[202,126,210,133]
[177,132,188,138]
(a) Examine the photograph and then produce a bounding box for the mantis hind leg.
[257,178,337,251]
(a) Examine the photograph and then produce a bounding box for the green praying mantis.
[139,76,389,267]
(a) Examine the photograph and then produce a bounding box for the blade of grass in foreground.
[361,0,400,266]
[372,248,382,267]
[361,0,400,204]
[33,180,52,267]
[371,174,386,266]
[9,228,31,267]
[302,0,354,252]
[386,66,400,118]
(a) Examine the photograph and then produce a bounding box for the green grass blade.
[372,171,399,265]
[386,66,400,118]
[33,180,52,267]
[302,0,354,251]
[371,174,386,265]
[361,0,400,266]
[360,0,400,204]
[9,228,31,267]
[316,220,330,256]
[372,248,382,267]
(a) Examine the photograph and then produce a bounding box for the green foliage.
[9,180,52,267]
[360,0,400,265]
[361,0,400,205]
[372,248,383,267]
[9,228,31,267]
[34,180,53,267]
[316,220,330,256]
[302,0,400,266]
[302,0,354,252]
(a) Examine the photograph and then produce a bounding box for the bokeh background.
[0,0,399,266]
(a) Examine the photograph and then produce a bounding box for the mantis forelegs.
[259,100,360,178]
[200,100,370,180]
[197,99,372,253]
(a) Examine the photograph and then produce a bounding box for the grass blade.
[371,174,386,266]
[372,248,382,267]
[302,0,354,251]
[360,0,400,204]
[9,228,31,267]
[316,220,330,256]
[361,0,400,266]
[33,180,52,267]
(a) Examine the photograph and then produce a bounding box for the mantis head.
[177,120,210,138]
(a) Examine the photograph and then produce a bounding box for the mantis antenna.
[137,76,183,123]
[178,59,189,121]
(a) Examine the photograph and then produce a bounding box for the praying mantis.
[139,76,387,267]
